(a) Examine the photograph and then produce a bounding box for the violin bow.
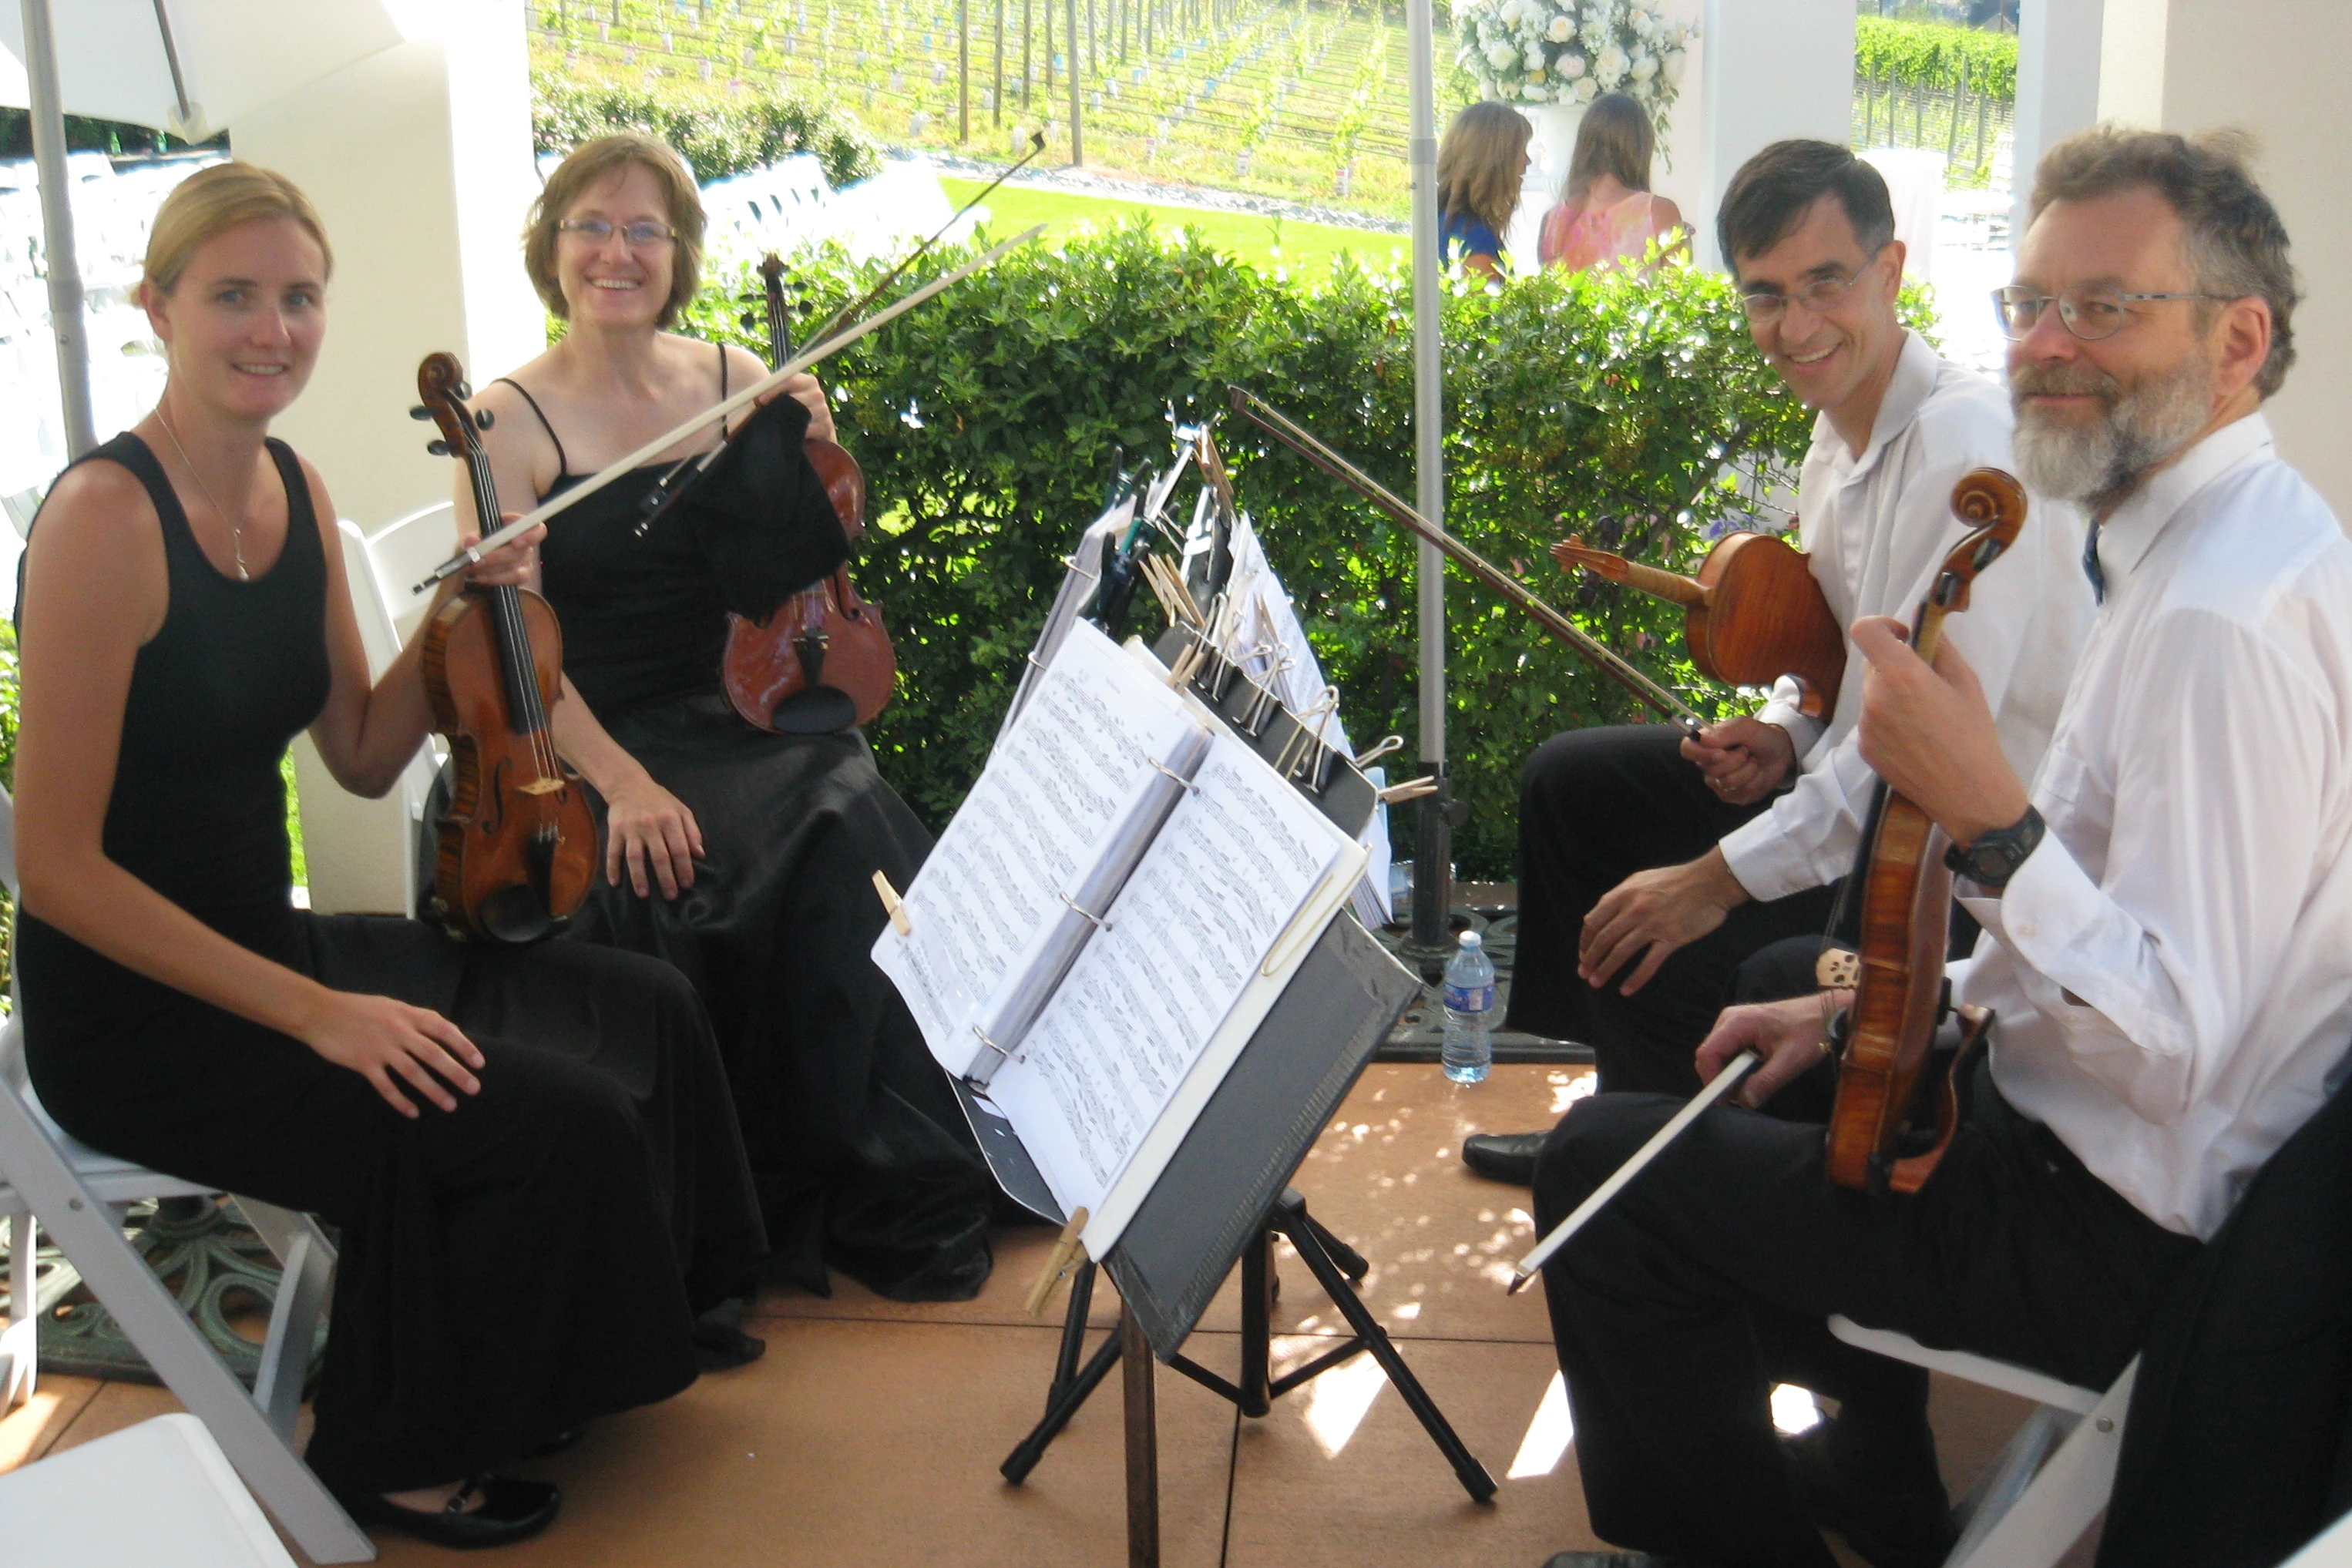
[415,223,1044,592]
[797,129,1049,358]
[1227,386,1705,732]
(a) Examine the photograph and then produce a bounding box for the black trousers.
[1507,724,1840,1094]
[1532,945,2205,1566]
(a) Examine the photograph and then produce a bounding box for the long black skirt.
[570,697,996,1302]
[20,910,759,1492]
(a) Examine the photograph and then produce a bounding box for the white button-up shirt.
[1958,413,2352,1240]
[1720,331,2095,903]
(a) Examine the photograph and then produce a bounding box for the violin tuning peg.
[426,439,451,457]
[408,405,432,421]
[739,311,758,330]
[473,408,495,429]
[455,381,472,399]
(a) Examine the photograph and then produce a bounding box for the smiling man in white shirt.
[1533,127,2352,1568]
[1477,140,2092,1180]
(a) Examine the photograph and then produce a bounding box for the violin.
[1551,529,1846,720]
[718,253,898,734]
[413,352,599,943]
[1507,468,2031,1288]
[1821,468,2027,1193]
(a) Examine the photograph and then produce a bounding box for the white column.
[2152,0,2352,522]
[1695,0,1853,271]
[227,1,541,536]
[2010,0,2105,247]
[225,2,542,915]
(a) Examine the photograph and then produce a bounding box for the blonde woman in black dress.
[461,134,996,1301]
[13,163,763,1548]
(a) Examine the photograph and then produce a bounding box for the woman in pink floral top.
[1537,92,1688,274]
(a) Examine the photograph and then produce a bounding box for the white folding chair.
[1829,1314,2134,1568]
[0,786,373,1562]
[0,1412,300,1567]
[290,503,450,918]
[2283,1503,2352,1566]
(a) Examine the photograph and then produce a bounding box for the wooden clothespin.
[1376,775,1440,805]
[1138,552,1184,627]
[1023,1207,1090,1317]
[872,870,912,936]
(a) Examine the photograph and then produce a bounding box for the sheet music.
[873,618,1201,1076]
[1000,495,1135,737]
[1195,512,1393,925]
[986,733,1359,1232]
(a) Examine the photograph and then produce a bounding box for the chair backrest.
[359,500,456,658]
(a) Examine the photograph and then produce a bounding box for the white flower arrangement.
[1453,0,1694,130]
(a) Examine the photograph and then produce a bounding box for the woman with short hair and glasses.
[461,134,999,1304]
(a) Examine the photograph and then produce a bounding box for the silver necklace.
[154,405,250,580]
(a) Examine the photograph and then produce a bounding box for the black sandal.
[341,1475,562,1550]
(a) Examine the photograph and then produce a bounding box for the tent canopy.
[0,0,409,142]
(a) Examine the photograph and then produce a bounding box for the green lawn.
[942,177,1403,281]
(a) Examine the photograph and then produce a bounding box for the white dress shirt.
[1957,413,2352,1240]
[1719,331,2095,903]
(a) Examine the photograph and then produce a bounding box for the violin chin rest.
[768,687,858,735]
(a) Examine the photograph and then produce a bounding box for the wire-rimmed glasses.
[1991,284,2236,341]
[556,217,679,249]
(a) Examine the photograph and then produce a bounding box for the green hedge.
[1854,16,2018,100]
[532,78,879,188]
[683,224,1934,877]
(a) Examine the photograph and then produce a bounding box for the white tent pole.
[1405,0,1451,949]
[21,0,96,460]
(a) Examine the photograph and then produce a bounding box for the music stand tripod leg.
[1049,1257,1098,1409]
[1002,1284,1123,1485]
[1238,1226,1273,1417]
[1272,1190,1499,1504]
[1121,1297,1160,1568]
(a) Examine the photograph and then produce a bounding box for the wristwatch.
[1944,806,2046,890]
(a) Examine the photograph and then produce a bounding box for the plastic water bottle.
[1441,931,1496,1084]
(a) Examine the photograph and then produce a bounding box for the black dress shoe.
[1462,1130,1549,1186]
[1784,1422,1954,1568]
[341,1475,562,1550]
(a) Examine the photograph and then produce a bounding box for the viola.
[1551,529,1846,720]
[413,352,599,943]
[720,253,898,734]
[1821,468,2027,1194]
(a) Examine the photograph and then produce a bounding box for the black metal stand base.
[1000,1187,1497,1511]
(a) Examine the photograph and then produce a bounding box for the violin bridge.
[1815,948,1861,990]
[517,777,570,797]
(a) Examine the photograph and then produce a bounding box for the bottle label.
[1443,981,1495,1015]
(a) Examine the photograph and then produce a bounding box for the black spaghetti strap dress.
[14,434,758,1494]
[503,362,996,1301]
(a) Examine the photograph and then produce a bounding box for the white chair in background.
[0,1412,301,1567]
[1828,1314,2132,1568]
[290,502,452,919]
[0,787,372,1560]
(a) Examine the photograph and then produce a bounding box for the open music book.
[873,618,1366,1253]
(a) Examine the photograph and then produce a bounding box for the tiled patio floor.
[0,1063,2091,1566]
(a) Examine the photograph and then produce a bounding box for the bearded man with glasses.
[1467,139,2093,1186]
[1527,127,2352,1568]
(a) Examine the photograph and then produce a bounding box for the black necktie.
[2082,521,2106,604]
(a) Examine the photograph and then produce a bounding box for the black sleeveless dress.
[511,376,996,1301]
[15,434,759,1494]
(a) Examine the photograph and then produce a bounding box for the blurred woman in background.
[1437,101,1534,283]
[1537,92,1686,274]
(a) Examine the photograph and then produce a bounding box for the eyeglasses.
[556,217,678,249]
[1738,267,1869,324]
[1991,284,2236,341]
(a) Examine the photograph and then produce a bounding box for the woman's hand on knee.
[602,773,704,899]
[1695,995,1831,1109]
[298,991,486,1118]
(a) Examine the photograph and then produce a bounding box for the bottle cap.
[1458,930,1481,949]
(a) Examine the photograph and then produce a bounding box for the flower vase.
[1510,99,1583,271]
